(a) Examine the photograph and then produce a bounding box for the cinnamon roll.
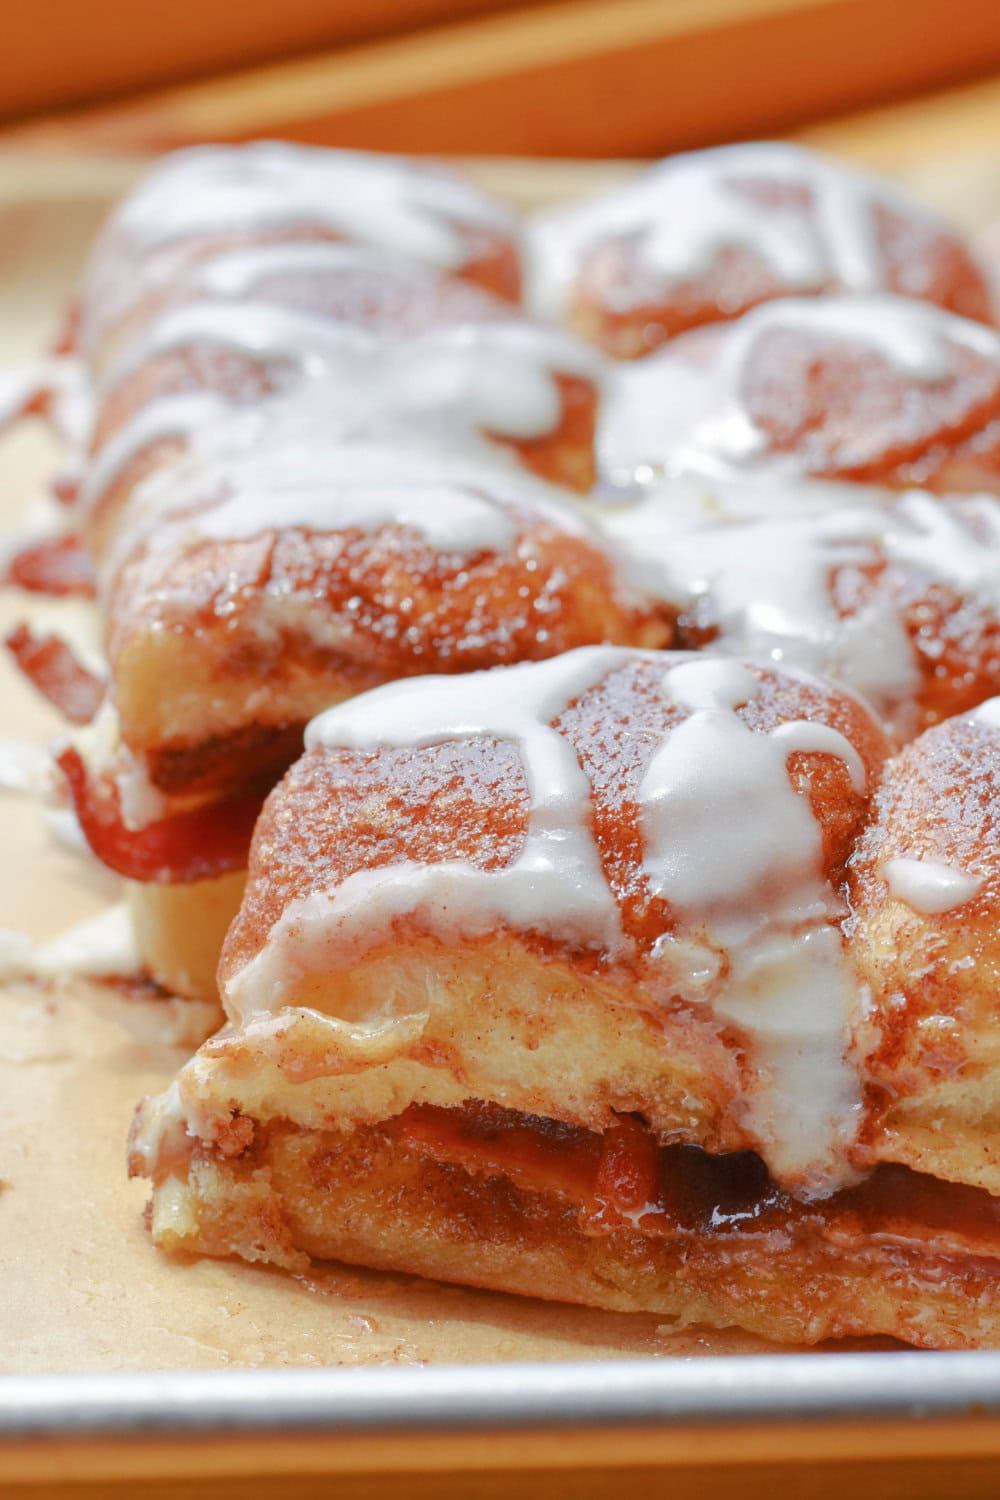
[533,143,992,358]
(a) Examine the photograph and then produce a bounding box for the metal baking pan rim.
[4,1350,1000,1441]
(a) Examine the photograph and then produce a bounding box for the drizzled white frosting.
[197,479,519,555]
[224,647,867,1192]
[102,438,596,597]
[883,857,982,915]
[225,648,632,1025]
[87,317,601,521]
[102,143,515,269]
[968,697,1000,729]
[82,391,233,518]
[103,300,375,391]
[646,658,864,1190]
[189,239,433,299]
[529,142,963,319]
[599,294,1000,485]
[603,477,1000,733]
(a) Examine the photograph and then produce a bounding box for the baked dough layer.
[127,871,245,1001]
[140,1118,1000,1350]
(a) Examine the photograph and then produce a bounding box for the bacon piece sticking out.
[56,746,266,883]
[6,625,105,724]
[3,534,96,597]
[51,302,80,358]
[398,1103,662,1227]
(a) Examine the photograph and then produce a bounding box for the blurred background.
[3,0,1000,168]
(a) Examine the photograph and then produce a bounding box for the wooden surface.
[0,0,535,123]
[10,1414,1000,1495]
[5,0,1000,158]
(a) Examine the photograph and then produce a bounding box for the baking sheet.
[5,151,1000,1484]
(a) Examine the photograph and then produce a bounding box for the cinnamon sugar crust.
[221,657,890,983]
[108,509,665,756]
[743,328,1000,483]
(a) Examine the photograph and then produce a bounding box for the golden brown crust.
[108,515,666,757]
[850,713,1000,1193]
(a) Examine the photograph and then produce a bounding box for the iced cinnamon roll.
[81,244,601,555]
[600,294,1000,493]
[532,143,992,358]
[80,143,523,373]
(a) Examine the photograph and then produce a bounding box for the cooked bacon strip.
[6,624,105,724]
[396,1101,1000,1256]
[50,475,81,508]
[56,746,266,883]
[400,1105,685,1227]
[52,301,80,358]
[3,534,96,597]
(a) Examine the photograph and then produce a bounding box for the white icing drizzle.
[103,437,595,595]
[529,142,963,319]
[222,646,868,1193]
[189,239,426,299]
[646,659,864,1192]
[600,477,915,723]
[196,479,517,555]
[102,300,374,392]
[81,391,232,518]
[87,319,601,520]
[0,355,92,449]
[884,490,1000,610]
[224,647,634,1025]
[969,697,1000,729]
[601,474,1000,734]
[771,720,866,794]
[883,857,982,915]
[102,143,515,269]
[599,294,1000,485]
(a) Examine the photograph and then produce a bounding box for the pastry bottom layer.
[143,1118,1000,1349]
[127,870,246,999]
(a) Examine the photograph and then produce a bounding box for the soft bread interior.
[127,870,246,1001]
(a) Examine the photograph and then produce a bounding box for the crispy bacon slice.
[50,476,80,507]
[51,302,80,359]
[6,624,105,724]
[398,1104,663,1225]
[3,534,96,597]
[396,1101,1000,1259]
[56,745,265,883]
